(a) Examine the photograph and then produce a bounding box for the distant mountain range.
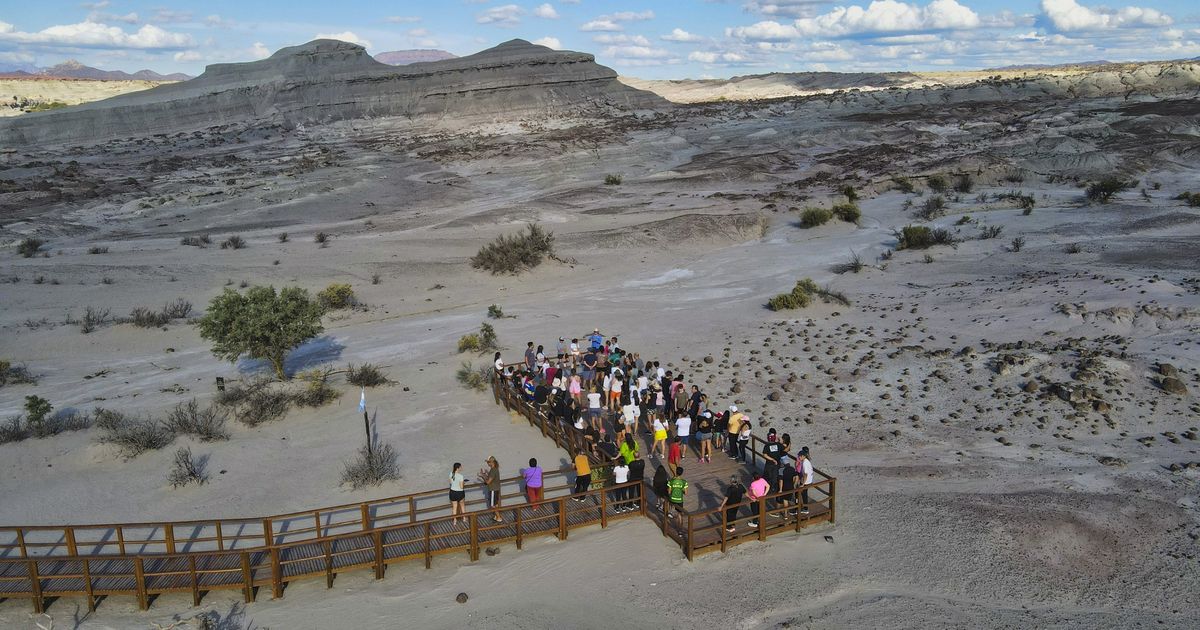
[985,60,1114,71]
[374,49,457,65]
[0,60,191,81]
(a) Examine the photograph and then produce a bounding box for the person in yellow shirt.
[571,451,592,501]
[726,405,744,459]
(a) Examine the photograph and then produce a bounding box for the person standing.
[717,474,746,533]
[797,447,814,515]
[674,413,691,460]
[572,451,592,501]
[667,436,682,469]
[694,411,713,463]
[611,458,631,512]
[493,352,504,374]
[652,463,669,511]
[762,428,783,488]
[619,433,639,465]
[777,458,799,517]
[556,337,568,359]
[478,456,503,523]
[666,466,688,519]
[449,462,466,526]
[737,418,753,463]
[726,406,743,459]
[523,457,544,510]
[628,454,645,513]
[746,472,770,529]
[582,347,598,387]
[524,342,536,370]
[651,415,669,460]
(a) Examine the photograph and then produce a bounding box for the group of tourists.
[456,327,817,532]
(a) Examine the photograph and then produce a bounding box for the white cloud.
[88,11,139,25]
[148,10,193,24]
[174,50,203,62]
[604,10,655,22]
[603,44,671,59]
[534,4,560,19]
[532,36,562,49]
[204,15,236,29]
[384,16,421,24]
[1041,0,1171,31]
[581,20,622,32]
[0,20,193,49]
[250,42,271,60]
[314,31,372,48]
[661,28,704,42]
[407,28,429,37]
[593,33,651,46]
[81,1,110,9]
[477,4,525,28]
[688,50,751,63]
[744,1,833,18]
[726,21,801,41]
[789,0,981,38]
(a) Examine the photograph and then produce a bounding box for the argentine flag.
[358,387,366,413]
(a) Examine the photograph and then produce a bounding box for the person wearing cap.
[736,417,752,463]
[556,337,567,359]
[717,474,746,533]
[797,447,814,515]
[477,456,503,523]
[726,405,743,459]
[588,328,604,350]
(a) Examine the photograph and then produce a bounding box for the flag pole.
[359,387,372,455]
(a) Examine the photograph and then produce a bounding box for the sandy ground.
[1,68,1198,629]
[0,79,174,117]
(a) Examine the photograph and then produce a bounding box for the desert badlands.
[0,38,1198,629]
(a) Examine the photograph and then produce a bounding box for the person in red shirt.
[667,436,682,468]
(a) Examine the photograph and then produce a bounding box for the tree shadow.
[236,335,345,377]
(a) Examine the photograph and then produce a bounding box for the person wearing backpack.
[718,474,746,533]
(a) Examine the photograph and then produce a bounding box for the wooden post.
[134,556,148,611]
[313,511,322,539]
[65,527,78,556]
[558,497,567,539]
[758,498,767,542]
[117,525,126,555]
[720,510,728,554]
[262,518,273,547]
[408,496,416,523]
[685,513,694,561]
[216,522,225,551]
[165,523,176,554]
[83,557,96,611]
[515,508,523,550]
[28,559,43,614]
[324,540,334,589]
[599,486,608,528]
[188,555,200,607]
[16,528,27,558]
[423,523,432,569]
[795,487,803,533]
[240,552,254,603]
[639,481,647,516]
[373,530,385,579]
[360,504,371,530]
[270,547,283,599]
[661,501,670,538]
[469,515,479,562]
[829,479,836,524]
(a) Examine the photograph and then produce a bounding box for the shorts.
[610,391,621,400]
[587,408,601,419]
[623,416,637,427]
[487,489,501,508]
[582,369,595,381]
[696,432,711,441]
[654,429,668,441]
[449,490,465,502]
[526,486,544,503]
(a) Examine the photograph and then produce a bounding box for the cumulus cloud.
[1041,0,1171,31]
[661,28,704,42]
[787,0,981,38]
[581,19,622,32]
[532,36,562,49]
[726,21,801,42]
[688,50,751,63]
[593,33,651,46]
[314,31,372,48]
[534,4,560,19]
[250,42,272,60]
[477,4,525,27]
[0,20,193,49]
[603,44,671,59]
[604,11,655,22]
[744,0,835,18]
[384,16,421,24]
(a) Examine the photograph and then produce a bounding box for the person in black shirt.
[652,464,669,512]
[628,456,645,511]
[778,460,799,515]
[718,474,746,533]
[762,427,783,487]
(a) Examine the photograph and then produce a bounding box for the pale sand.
[0,79,174,117]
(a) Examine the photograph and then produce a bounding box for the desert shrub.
[1175,192,1200,207]
[1085,177,1134,203]
[953,173,974,193]
[314,232,330,245]
[214,377,268,408]
[164,399,229,441]
[832,202,861,224]
[1065,242,1083,254]
[917,195,947,220]
[470,223,555,275]
[838,184,859,202]
[0,418,27,444]
[819,283,852,306]
[101,277,115,285]
[88,246,109,255]
[220,235,246,250]
[0,361,37,387]
[317,283,356,310]
[92,408,130,431]
[162,298,193,319]
[22,395,52,436]
[371,273,381,285]
[30,409,91,438]
[347,363,390,387]
[17,238,45,258]
[798,207,833,228]
[96,412,174,458]
[923,254,935,264]
[80,306,111,334]
[979,225,1004,240]
[341,442,400,489]
[130,306,171,328]
[879,249,894,261]
[294,368,341,408]
[277,232,289,243]
[955,215,973,226]
[604,174,623,185]
[832,250,865,274]
[486,304,505,319]
[456,362,492,391]
[478,323,499,350]
[892,177,915,193]
[168,447,209,488]
[198,286,324,380]
[457,333,482,353]
[895,225,955,250]
[1003,172,1025,184]
[768,278,819,311]
[180,234,211,247]
[237,387,292,426]
[1010,236,1026,252]
[927,175,948,193]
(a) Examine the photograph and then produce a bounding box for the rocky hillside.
[0,39,667,146]
[375,49,457,65]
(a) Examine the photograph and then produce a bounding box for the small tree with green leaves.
[197,286,324,380]
[24,395,52,435]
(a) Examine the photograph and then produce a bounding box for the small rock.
[1096,456,1126,467]
[456,593,469,604]
[1160,377,1187,395]
[485,547,500,556]
[1022,381,1039,393]
[703,355,714,364]
[768,391,782,401]
[1158,363,1179,378]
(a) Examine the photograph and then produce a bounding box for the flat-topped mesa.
[0,38,668,146]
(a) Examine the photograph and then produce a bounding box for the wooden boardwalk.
[0,365,835,614]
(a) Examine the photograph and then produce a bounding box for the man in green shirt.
[666,466,687,519]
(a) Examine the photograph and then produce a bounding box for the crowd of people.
[461,327,818,533]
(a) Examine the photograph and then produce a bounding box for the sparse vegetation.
[347,363,391,387]
[487,304,505,319]
[1175,192,1200,207]
[470,223,555,275]
[80,306,112,334]
[23,395,53,437]
[18,238,45,258]
[980,225,1004,240]
[314,232,330,245]
[1066,242,1083,254]
[130,306,171,328]
[95,410,174,458]
[87,246,109,255]
[927,175,948,193]
[197,286,325,380]
[1086,177,1135,203]
[838,184,859,202]
[168,447,208,488]
[341,441,400,489]
[917,195,947,220]
[895,225,955,250]
[277,232,289,243]
[955,215,973,226]
[923,254,935,264]
[768,278,850,310]
[317,283,356,310]
[604,174,623,185]
[456,362,492,391]
[892,176,915,194]
[1010,236,1026,252]
[832,250,866,274]
[832,202,861,224]
[0,360,37,387]
[234,384,292,426]
[799,207,833,228]
[371,273,381,285]
[953,173,974,193]
[162,298,193,319]
[293,368,341,408]
[164,399,229,441]
[220,235,246,250]
[180,234,212,247]
[996,191,1036,213]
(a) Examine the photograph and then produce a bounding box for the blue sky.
[1,1,1197,78]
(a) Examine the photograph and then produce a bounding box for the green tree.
[197,286,324,380]
[24,395,52,434]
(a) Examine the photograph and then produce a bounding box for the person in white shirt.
[586,386,604,431]
[797,447,814,515]
[570,339,581,356]
[636,374,649,397]
[493,352,504,374]
[674,414,691,460]
[611,460,632,512]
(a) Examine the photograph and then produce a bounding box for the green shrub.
[17,238,44,258]
[832,203,861,224]
[604,174,623,185]
[487,304,505,319]
[347,363,391,387]
[799,207,833,228]
[927,175,948,193]
[458,333,482,353]
[767,278,819,311]
[953,174,974,193]
[1175,192,1200,207]
[896,225,955,250]
[893,177,915,194]
[838,185,858,202]
[317,283,356,310]
[1085,177,1134,203]
[470,223,555,275]
[918,195,946,220]
[456,362,492,391]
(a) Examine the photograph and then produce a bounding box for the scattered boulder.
[703,355,714,364]
[1022,381,1039,393]
[1158,363,1179,378]
[1096,456,1126,467]
[768,391,782,401]
[1160,377,1187,395]
[456,592,469,604]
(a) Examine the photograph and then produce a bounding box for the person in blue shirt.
[588,328,604,350]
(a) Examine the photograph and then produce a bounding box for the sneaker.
[800,508,810,514]
[788,510,799,516]
[747,521,758,528]
[725,526,735,533]
[770,512,782,518]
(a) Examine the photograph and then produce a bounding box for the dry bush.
[162,298,193,319]
[832,202,861,224]
[294,368,341,408]
[80,306,111,334]
[892,176,915,193]
[798,207,832,228]
[164,399,229,441]
[1086,177,1135,203]
[180,235,211,247]
[220,235,246,250]
[0,361,37,387]
[831,250,865,274]
[30,409,92,439]
[456,362,491,391]
[87,246,109,255]
[341,442,400,489]
[917,195,946,220]
[457,333,482,353]
[470,223,555,275]
[130,306,171,328]
[979,225,1004,240]
[895,225,955,250]
[277,232,289,243]
[347,363,390,387]
[18,238,45,258]
[95,410,174,458]
[0,418,27,444]
[317,283,356,310]
[953,173,974,193]
[238,387,292,426]
[313,232,330,245]
[927,174,948,193]
[168,447,209,488]
[1010,236,1026,252]
[604,174,622,185]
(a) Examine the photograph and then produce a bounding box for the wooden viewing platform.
[0,364,835,614]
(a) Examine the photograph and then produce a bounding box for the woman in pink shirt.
[746,472,770,528]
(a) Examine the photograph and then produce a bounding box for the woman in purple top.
[523,457,544,509]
